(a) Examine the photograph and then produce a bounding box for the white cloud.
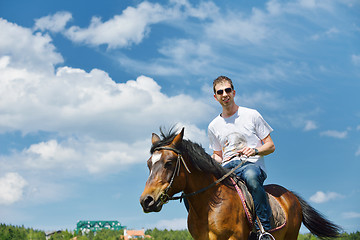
[117,54,183,76]
[342,212,360,219]
[311,27,340,41]
[34,1,218,50]
[291,0,335,12]
[203,0,338,47]
[356,128,360,156]
[181,123,208,147]
[117,38,219,77]
[205,9,269,45]
[177,0,218,19]
[153,218,187,230]
[266,0,283,15]
[0,172,27,205]
[304,120,317,131]
[34,11,72,33]
[325,27,339,35]
[0,18,213,176]
[0,18,63,73]
[64,2,175,48]
[320,130,348,139]
[309,191,343,203]
[298,0,317,9]
[298,0,330,10]
[243,61,297,84]
[0,22,211,139]
[157,39,215,75]
[356,146,360,157]
[3,137,149,175]
[239,91,285,110]
[351,54,360,66]
[344,0,360,7]
[0,124,207,176]
[120,38,218,77]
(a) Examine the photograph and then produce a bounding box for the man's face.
[214,81,235,107]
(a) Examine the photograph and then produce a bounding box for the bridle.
[153,146,245,204]
[153,146,191,204]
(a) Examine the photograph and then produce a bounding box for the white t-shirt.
[208,106,273,172]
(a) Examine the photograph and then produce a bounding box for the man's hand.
[212,151,223,163]
[238,147,257,157]
[238,134,275,157]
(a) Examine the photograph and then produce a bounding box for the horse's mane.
[151,127,233,188]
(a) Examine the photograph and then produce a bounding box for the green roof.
[76,220,126,232]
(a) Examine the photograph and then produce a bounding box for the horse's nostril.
[143,195,154,207]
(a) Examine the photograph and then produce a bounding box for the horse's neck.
[184,170,222,213]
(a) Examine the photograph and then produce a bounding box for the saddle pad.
[231,178,287,231]
[267,193,287,232]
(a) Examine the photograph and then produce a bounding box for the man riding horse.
[208,76,275,239]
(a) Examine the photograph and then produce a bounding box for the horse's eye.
[164,160,174,169]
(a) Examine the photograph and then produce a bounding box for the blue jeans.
[223,160,272,231]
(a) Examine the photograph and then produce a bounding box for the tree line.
[1,223,360,240]
[0,224,45,240]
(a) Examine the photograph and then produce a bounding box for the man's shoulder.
[238,106,257,112]
[208,114,223,128]
[238,106,260,117]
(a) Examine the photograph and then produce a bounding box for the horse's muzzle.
[140,194,164,213]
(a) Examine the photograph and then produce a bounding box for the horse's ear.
[152,133,161,145]
[171,127,184,147]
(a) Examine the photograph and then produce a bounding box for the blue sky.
[0,0,359,234]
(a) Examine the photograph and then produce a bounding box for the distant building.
[123,229,151,239]
[76,220,126,234]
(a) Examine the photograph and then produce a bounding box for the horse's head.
[140,128,188,213]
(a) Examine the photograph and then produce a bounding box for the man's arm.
[212,150,223,163]
[239,134,275,157]
[258,134,275,156]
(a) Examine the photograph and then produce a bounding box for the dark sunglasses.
[216,87,233,95]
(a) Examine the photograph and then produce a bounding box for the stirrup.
[258,231,275,240]
[255,216,275,240]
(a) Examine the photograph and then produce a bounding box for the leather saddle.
[231,177,287,232]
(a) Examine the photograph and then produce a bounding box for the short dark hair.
[213,76,234,93]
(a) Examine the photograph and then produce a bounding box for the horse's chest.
[190,208,242,239]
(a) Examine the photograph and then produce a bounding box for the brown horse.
[140,128,341,240]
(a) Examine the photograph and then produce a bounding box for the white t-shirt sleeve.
[208,126,222,152]
[254,110,273,140]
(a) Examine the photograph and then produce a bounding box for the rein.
[154,146,245,204]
